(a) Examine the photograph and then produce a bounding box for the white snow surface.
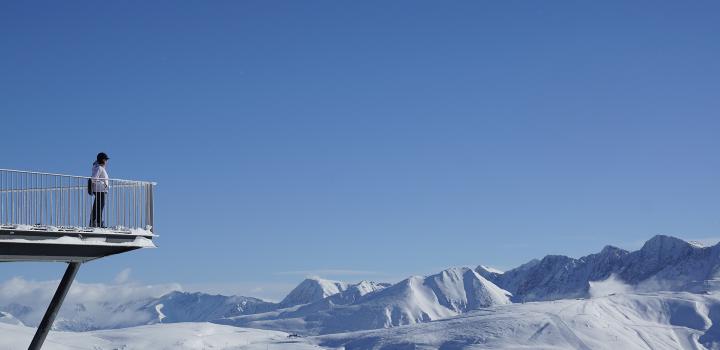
[4,292,720,349]
[479,235,720,302]
[0,235,155,248]
[155,304,166,322]
[478,265,504,274]
[318,291,720,350]
[0,311,23,326]
[221,267,511,334]
[4,235,720,349]
[0,322,324,350]
[280,277,349,307]
[1,224,156,237]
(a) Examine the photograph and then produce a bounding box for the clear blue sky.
[1,1,718,300]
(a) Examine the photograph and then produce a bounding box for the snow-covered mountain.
[219,267,511,334]
[0,277,366,332]
[317,291,720,350]
[280,278,349,307]
[0,303,32,325]
[56,291,278,331]
[291,280,391,316]
[0,277,380,332]
[0,311,23,326]
[141,291,276,323]
[4,234,720,345]
[0,290,277,332]
[620,235,720,289]
[479,235,720,302]
[4,291,720,349]
[327,280,391,305]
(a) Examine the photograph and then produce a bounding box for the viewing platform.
[0,168,157,349]
[0,168,156,262]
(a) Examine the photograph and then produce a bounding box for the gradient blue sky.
[1,1,718,300]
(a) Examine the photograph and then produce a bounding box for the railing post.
[148,184,155,233]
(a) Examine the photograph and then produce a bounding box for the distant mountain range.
[0,311,24,326]
[217,267,510,334]
[478,235,720,302]
[2,235,719,335]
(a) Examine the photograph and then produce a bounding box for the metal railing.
[0,169,155,232]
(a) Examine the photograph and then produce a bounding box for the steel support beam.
[28,262,81,350]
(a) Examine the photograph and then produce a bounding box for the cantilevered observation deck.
[0,168,157,349]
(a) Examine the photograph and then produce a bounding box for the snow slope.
[318,291,720,350]
[0,322,326,350]
[5,291,720,350]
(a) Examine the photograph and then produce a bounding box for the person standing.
[90,152,110,227]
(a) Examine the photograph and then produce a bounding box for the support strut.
[28,262,81,350]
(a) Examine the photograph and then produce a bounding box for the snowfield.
[318,291,720,350]
[3,235,720,349]
[3,291,720,349]
[0,322,325,350]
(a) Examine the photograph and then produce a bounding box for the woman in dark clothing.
[90,152,110,228]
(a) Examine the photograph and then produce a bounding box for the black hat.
[96,152,110,162]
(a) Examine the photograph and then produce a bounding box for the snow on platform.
[0,224,156,238]
[0,225,155,262]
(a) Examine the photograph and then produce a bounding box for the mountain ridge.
[3,234,718,335]
[479,234,720,302]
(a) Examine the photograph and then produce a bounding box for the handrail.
[0,168,155,232]
[0,168,157,185]
[0,183,145,193]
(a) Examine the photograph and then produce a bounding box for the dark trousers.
[90,192,106,227]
